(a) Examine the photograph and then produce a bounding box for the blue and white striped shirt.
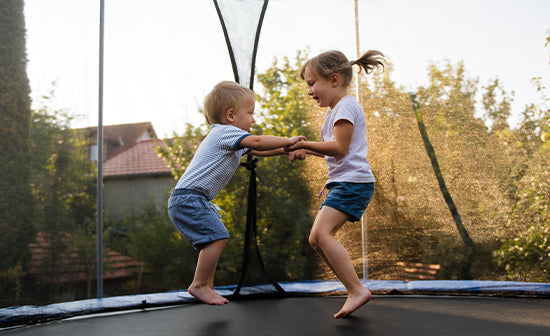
[174,124,251,200]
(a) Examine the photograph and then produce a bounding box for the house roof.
[28,233,143,283]
[103,139,173,178]
[81,121,157,144]
[78,122,158,159]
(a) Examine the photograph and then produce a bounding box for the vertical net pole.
[354,0,368,281]
[96,0,105,299]
[354,0,362,104]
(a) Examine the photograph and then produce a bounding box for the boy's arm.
[249,147,287,157]
[242,135,307,159]
[251,148,309,163]
[239,134,306,151]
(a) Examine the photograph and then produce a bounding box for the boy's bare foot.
[188,285,227,305]
[334,288,372,318]
[216,291,229,304]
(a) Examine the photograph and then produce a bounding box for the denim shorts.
[321,182,375,222]
[167,189,229,250]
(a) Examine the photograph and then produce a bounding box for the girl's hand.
[286,140,304,151]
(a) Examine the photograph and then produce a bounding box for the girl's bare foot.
[188,285,227,305]
[334,288,372,318]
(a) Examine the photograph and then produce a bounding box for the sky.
[24,0,550,138]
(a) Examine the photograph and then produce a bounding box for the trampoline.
[2,280,550,335]
[3,1,550,335]
[2,295,550,336]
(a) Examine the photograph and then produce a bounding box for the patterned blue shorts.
[321,182,375,222]
[168,189,229,250]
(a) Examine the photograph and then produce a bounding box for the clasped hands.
[285,136,307,163]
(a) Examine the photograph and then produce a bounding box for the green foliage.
[123,199,196,292]
[256,51,318,140]
[482,78,512,132]
[253,52,318,280]
[357,56,550,281]
[1,262,25,306]
[0,0,35,303]
[492,35,550,282]
[410,92,475,279]
[494,128,550,281]
[26,91,98,302]
[494,225,550,282]
[157,123,208,178]
[30,92,97,233]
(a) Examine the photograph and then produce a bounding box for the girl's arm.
[301,149,325,158]
[287,120,353,157]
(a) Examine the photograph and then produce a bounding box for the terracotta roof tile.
[77,122,157,159]
[103,139,172,177]
[28,233,144,283]
[79,122,156,145]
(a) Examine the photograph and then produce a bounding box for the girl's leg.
[309,206,371,318]
[188,238,229,305]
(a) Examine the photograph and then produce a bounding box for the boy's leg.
[189,238,229,305]
[310,206,371,318]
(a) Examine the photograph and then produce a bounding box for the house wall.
[103,175,177,222]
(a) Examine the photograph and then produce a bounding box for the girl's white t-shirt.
[321,95,375,184]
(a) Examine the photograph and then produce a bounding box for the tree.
[410,92,475,279]
[482,78,512,133]
[251,52,317,280]
[0,0,35,304]
[354,59,529,280]
[28,92,97,302]
[494,32,550,281]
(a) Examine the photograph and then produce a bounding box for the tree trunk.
[410,93,475,279]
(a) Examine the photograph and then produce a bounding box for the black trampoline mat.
[4,296,550,336]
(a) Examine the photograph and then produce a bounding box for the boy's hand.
[288,149,306,162]
[285,140,304,151]
[285,136,306,152]
[288,136,307,145]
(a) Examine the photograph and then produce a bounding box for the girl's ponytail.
[353,50,385,74]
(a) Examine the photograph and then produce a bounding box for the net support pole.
[96,0,105,299]
[354,0,362,104]
[354,0,368,281]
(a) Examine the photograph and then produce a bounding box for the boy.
[168,81,305,305]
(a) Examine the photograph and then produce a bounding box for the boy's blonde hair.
[301,50,385,88]
[203,81,255,125]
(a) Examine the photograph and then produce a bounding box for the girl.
[287,50,385,318]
